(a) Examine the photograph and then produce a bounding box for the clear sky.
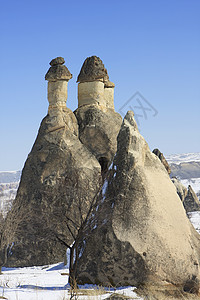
[0,0,199,171]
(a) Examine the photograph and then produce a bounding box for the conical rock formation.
[171,177,188,202]
[1,58,102,267]
[172,178,200,213]
[152,148,171,175]
[74,111,200,289]
[184,185,200,213]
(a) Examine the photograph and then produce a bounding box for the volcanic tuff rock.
[171,177,200,212]
[77,56,109,83]
[75,106,122,173]
[184,185,200,213]
[153,148,171,174]
[171,177,188,202]
[74,111,200,288]
[1,58,102,267]
[75,56,122,171]
[45,57,72,81]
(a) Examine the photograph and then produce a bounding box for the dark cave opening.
[98,157,109,176]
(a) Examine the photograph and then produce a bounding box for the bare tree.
[0,205,26,273]
[42,166,116,291]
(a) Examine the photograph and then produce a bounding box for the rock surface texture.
[74,111,200,289]
[75,56,122,172]
[2,55,200,295]
[171,177,188,202]
[172,178,200,212]
[153,148,171,174]
[1,58,102,267]
[184,185,200,213]
[77,56,109,83]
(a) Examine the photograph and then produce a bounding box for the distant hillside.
[166,152,200,165]
[0,171,21,183]
[170,162,200,180]
[0,171,21,217]
[166,153,200,180]
[166,153,200,198]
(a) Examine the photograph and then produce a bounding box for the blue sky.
[0,0,199,171]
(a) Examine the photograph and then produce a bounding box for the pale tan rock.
[78,81,106,107]
[104,86,114,109]
[47,80,68,107]
[171,177,188,202]
[45,57,72,116]
[75,111,200,290]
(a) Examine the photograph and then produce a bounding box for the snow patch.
[166,152,200,165]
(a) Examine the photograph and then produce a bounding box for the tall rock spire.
[75,56,122,173]
[77,56,115,109]
[45,57,72,112]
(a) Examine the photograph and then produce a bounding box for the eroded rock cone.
[1,59,102,267]
[172,177,188,202]
[153,148,171,175]
[184,185,200,213]
[172,178,200,213]
[74,111,200,289]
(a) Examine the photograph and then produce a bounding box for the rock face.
[171,177,188,202]
[170,162,200,179]
[75,56,122,173]
[184,185,200,213]
[152,148,171,174]
[74,111,200,288]
[172,178,200,213]
[75,106,122,174]
[1,58,102,267]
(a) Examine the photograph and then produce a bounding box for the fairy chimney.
[45,57,72,112]
[77,56,115,109]
[104,80,115,110]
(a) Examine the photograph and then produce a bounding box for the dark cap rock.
[104,80,115,88]
[77,56,109,83]
[50,57,65,66]
[45,57,72,81]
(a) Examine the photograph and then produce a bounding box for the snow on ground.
[166,152,200,164]
[2,210,200,300]
[1,214,200,300]
[0,263,143,299]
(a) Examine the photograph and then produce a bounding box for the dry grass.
[136,282,200,300]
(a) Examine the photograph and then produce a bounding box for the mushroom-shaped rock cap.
[77,56,109,83]
[45,57,72,81]
[50,57,65,66]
